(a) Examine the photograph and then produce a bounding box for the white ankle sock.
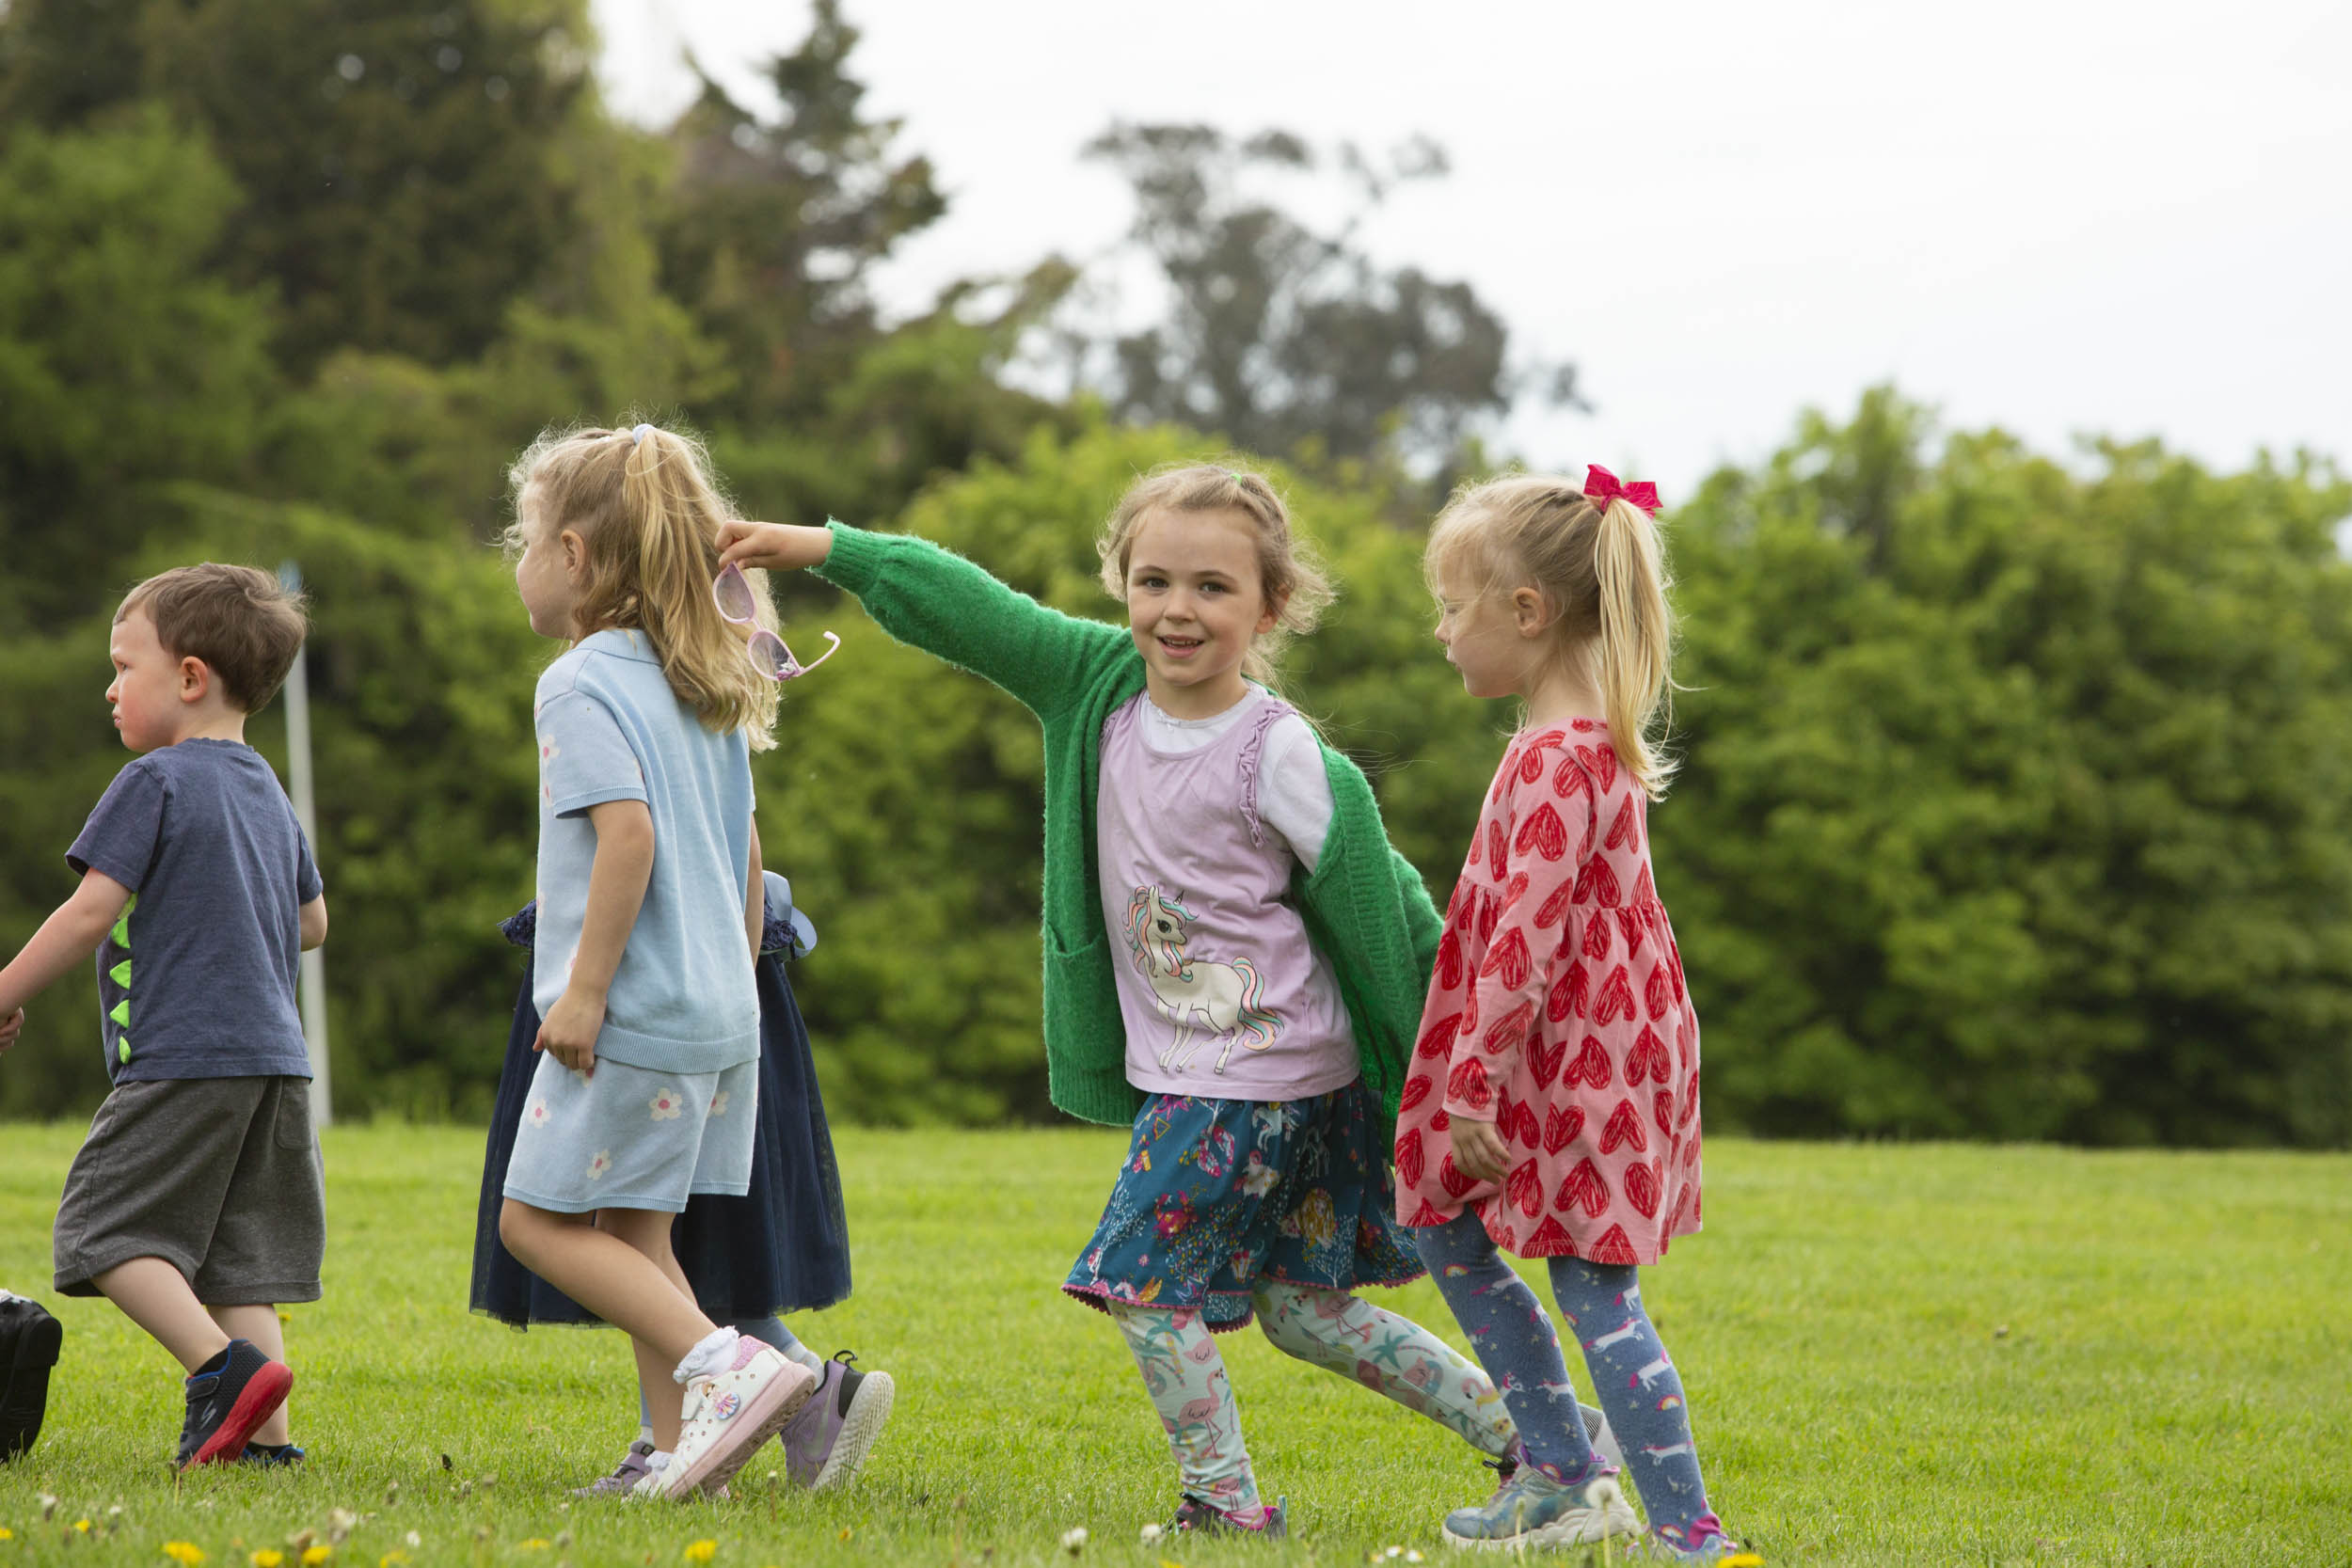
[645,1450,673,1472]
[673,1326,741,1385]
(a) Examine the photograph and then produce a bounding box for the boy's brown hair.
[117,564,310,714]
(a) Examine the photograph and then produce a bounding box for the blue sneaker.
[238,1442,306,1467]
[1441,1463,1638,1550]
[175,1339,294,1471]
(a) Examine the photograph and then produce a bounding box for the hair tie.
[629,423,656,448]
[1584,464,1661,519]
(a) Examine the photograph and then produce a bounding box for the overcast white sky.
[591,0,2350,504]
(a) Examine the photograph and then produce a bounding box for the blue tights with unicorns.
[1064,1088,1617,1521]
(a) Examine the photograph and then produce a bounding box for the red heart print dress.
[1392,721,1702,1262]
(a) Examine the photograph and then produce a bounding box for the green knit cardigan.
[814,522,1445,1132]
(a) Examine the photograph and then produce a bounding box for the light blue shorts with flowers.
[501,1050,758,1214]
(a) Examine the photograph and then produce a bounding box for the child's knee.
[1545,1258,1639,1323]
[1411,1210,1496,1271]
[498,1198,551,1257]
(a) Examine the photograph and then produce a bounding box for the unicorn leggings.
[1105,1281,1517,1516]
[1414,1212,1721,1545]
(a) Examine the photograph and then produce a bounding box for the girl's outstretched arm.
[717,520,834,576]
[717,518,1126,720]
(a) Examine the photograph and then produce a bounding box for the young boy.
[0,563,327,1470]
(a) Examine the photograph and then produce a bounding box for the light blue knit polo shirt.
[532,628,758,1073]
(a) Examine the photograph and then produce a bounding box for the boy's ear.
[176,656,211,706]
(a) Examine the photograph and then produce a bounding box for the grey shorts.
[502,1052,757,1214]
[53,1075,325,1305]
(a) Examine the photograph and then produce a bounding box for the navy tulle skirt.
[469,877,851,1326]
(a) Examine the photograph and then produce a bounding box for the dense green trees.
[1661,393,2352,1146]
[0,5,2344,1145]
[748,406,2352,1148]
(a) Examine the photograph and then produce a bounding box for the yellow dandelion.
[74,1521,92,1535]
[1722,1557,1765,1568]
[302,1548,333,1567]
[253,1553,285,1568]
[516,1542,551,1552]
[163,1543,206,1565]
[376,1554,409,1568]
[0,1527,14,1541]
[681,1542,717,1565]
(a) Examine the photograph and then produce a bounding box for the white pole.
[278,562,332,1128]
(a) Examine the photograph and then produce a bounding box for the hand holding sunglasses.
[713,562,838,681]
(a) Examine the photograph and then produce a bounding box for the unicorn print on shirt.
[1122,885,1283,1074]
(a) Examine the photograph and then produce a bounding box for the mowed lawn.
[0,1125,2344,1566]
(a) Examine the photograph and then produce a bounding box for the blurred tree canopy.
[1052,122,1576,485]
[0,4,2344,1147]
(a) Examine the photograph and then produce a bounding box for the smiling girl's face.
[1121,506,1281,721]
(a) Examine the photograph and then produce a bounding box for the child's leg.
[96,1258,293,1467]
[1549,1258,1724,1548]
[90,1258,232,1373]
[735,1317,825,1373]
[210,1304,291,1446]
[635,1318,825,1441]
[1411,1212,1601,1481]
[500,1201,719,1452]
[1249,1279,1517,1461]
[1104,1302,1266,1521]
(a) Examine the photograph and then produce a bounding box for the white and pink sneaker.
[640,1338,815,1499]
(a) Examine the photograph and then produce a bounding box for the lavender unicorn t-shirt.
[1096,689,1357,1101]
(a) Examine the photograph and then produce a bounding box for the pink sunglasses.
[713,562,838,681]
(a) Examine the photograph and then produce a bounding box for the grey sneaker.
[1478,1406,1614,1501]
[780,1353,895,1491]
[1441,1463,1639,1550]
[572,1440,655,1497]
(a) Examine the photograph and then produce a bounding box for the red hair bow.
[1584,465,1661,518]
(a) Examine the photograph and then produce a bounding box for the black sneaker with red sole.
[175,1338,293,1471]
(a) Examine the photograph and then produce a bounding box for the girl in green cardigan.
[718,464,1613,1536]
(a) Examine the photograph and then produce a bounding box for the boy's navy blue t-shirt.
[67,738,322,1083]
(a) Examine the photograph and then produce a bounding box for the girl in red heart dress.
[1393,470,1744,1561]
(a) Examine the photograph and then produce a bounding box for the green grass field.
[0,1126,2344,1565]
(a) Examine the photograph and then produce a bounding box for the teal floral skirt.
[1063,1081,1424,1332]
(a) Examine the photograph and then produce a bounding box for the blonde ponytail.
[505,422,781,751]
[1424,472,1678,799]
[1590,497,1677,798]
